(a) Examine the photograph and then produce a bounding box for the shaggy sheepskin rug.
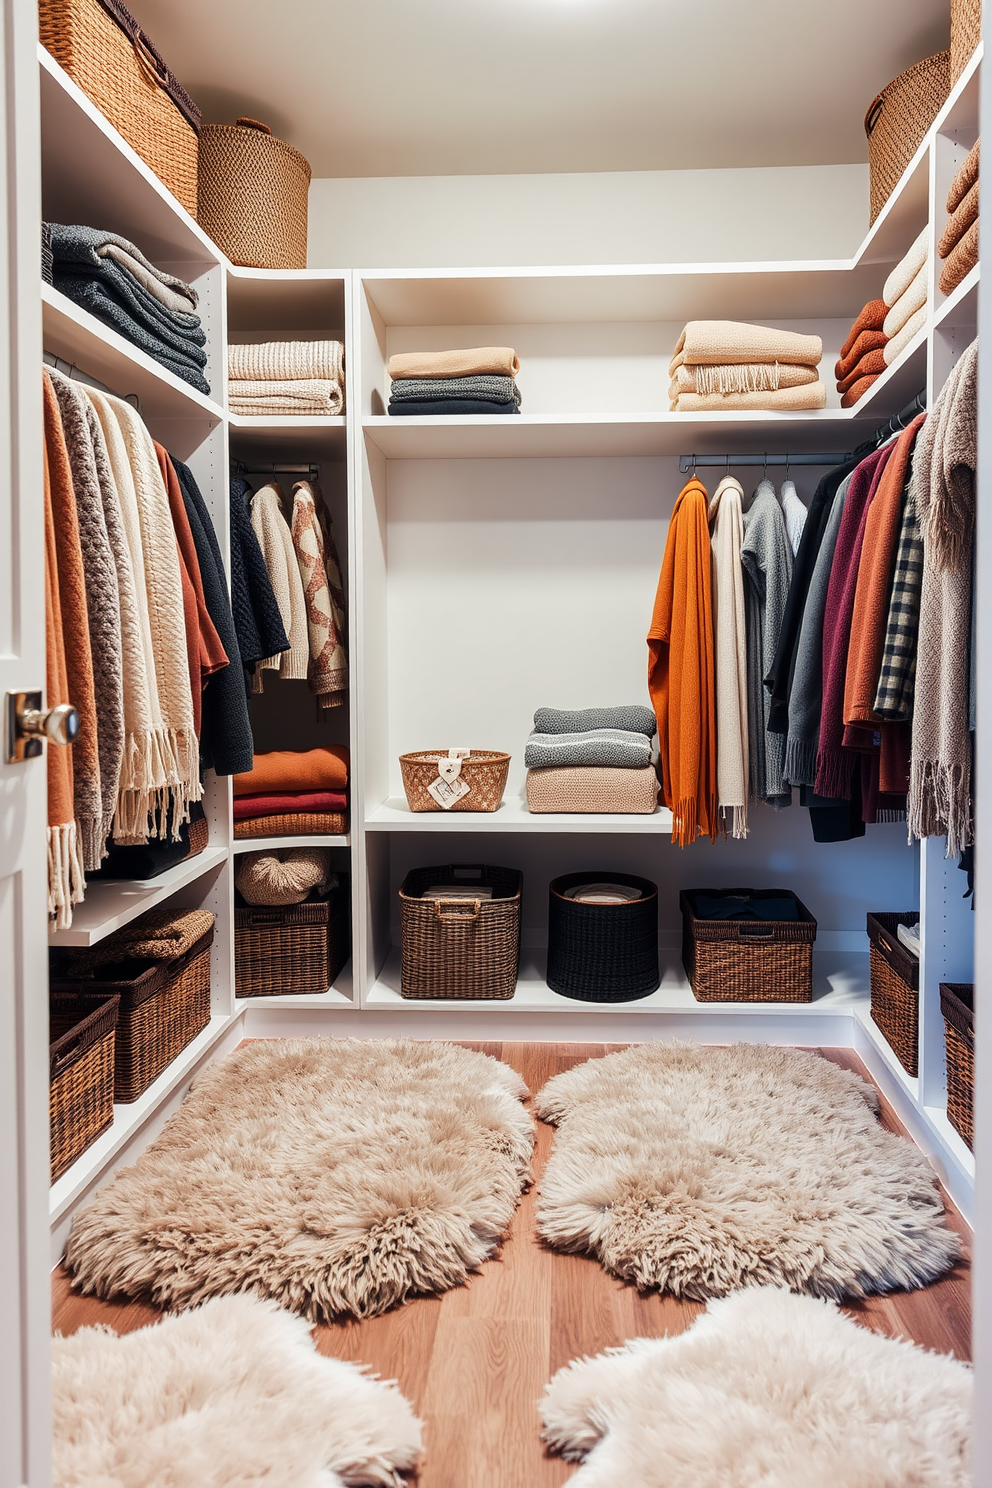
[535,1041,959,1298]
[65,1038,533,1320]
[53,1294,422,1488]
[540,1288,972,1487]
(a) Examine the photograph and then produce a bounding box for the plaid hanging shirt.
[873,480,923,721]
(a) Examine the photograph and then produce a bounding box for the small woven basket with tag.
[399,750,510,812]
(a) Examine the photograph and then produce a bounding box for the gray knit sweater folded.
[391,375,521,406]
[525,728,653,769]
[534,705,657,738]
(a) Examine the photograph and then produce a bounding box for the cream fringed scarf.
[671,363,818,397]
[707,478,749,838]
[87,389,200,839]
[291,481,348,707]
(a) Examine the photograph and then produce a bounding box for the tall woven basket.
[39,0,200,216]
[866,912,920,1075]
[951,0,982,83]
[547,873,659,1002]
[865,52,951,222]
[49,993,119,1181]
[198,119,311,269]
[399,864,522,999]
[680,888,817,1003]
[940,982,974,1148]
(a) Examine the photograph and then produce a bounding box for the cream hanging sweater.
[250,484,310,682]
[707,477,749,837]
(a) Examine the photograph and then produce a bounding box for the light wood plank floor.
[52,1042,972,1488]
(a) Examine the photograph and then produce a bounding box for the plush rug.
[540,1287,971,1487]
[535,1042,958,1298]
[53,1293,422,1488]
[65,1038,533,1320]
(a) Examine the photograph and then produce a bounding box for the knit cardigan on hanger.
[707,476,749,838]
[228,476,290,685]
[741,479,793,807]
[249,484,309,682]
[291,480,348,707]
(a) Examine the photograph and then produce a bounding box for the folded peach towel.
[670,321,821,371]
[884,306,927,365]
[233,746,350,795]
[835,329,888,381]
[228,341,344,382]
[673,384,827,413]
[670,363,817,398]
[947,139,980,213]
[883,263,928,338]
[839,301,888,360]
[388,347,520,380]
[837,348,887,395]
[939,220,979,296]
[938,180,979,258]
[883,227,928,308]
[841,374,880,409]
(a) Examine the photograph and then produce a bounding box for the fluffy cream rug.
[540,1288,971,1487]
[65,1038,533,1320]
[535,1042,958,1298]
[53,1293,422,1488]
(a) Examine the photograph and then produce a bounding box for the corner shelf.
[232,833,351,852]
[365,797,675,833]
[933,263,980,331]
[48,845,228,947]
[235,961,355,1012]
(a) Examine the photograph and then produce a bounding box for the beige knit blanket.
[229,379,343,415]
[883,226,928,307]
[670,321,822,371]
[707,477,749,838]
[250,484,309,682]
[670,363,817,398]
[228,340,344,382]
[673,384,827,413]
[883,262,928,338]
[526,765,659,814]
[388,346,520,380]
[884,306,928,366]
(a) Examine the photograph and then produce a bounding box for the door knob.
[5,690,79,762]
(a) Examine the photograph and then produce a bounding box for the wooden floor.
[52,1042,972,1488]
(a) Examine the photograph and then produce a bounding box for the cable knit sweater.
[250,484,309,681]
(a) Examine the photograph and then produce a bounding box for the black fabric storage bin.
[547,872,659,1002]
[89,801,207,880]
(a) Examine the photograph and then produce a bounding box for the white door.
[0,3,51,1484]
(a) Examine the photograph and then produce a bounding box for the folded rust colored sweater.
[387,347,519,380]
[939,220,979,296]
[838,300,888,361]
[836,348,887,396]
[947,139,980,213]
[938,180,979,258]
[841,374,881,409]
[834,328,888,381]
[233,790,348,821]
[234,810,347,839]
[525,764,659,814]
[233,746,349,795]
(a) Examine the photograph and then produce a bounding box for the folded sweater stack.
[48,225,209,395]
[228,341,345,416]
[835,227,929,407]
[669,321,825,412]
[525,706,659,813]
[233,746,349,837]
[939,139,980,297]
[387,347,521,416]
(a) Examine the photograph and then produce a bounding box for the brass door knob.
[5,691,80,762]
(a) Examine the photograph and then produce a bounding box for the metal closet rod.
[43,350,141,410]
[230,459,320,479]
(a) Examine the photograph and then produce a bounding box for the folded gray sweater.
[534,705,657,738]
[525,728,653,769]
[391,375,521,407]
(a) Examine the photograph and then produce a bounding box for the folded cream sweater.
[673,383,827,413]
[229,379,343,415]
[228,340,344,383]
[670,363,818,398]
[388,346,520,379]
[884,306,927,366]
[883,226,928,308]
[883,262,928,338]
[670,321,822,371]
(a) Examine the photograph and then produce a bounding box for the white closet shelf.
[228,413,348,457]
[232,833,351,852]
[42,284,224,424]
[49,845,228,947]
[226,266,347,334]
[235,962,355,1011]
[933,264,980,331]
[365,797,675,832]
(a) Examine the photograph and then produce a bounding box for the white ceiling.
[130,0,950,179]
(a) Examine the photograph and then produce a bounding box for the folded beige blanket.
[883,226,928,307]
[526,764,659,814]
[387,346,520,379]
[884,306,927,366]
[228,340,344,382]
[670,321,822,372]
[670,363,818,399]
[229,379,344,416]
[672,383,827,413]
[938,180,979,258]
[883,262,928,338]
[939,220,979,296]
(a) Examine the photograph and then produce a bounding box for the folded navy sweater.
[387,397,519,416]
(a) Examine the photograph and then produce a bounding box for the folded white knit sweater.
[229,379,343,416]
[229,340,344,383]
[884,305,928,366]
[883,261,928,338]
[883,226,929,307]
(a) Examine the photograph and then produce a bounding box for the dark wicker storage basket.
[51,925,213,1102]
[49,993,119,1181]
[547,872,659,1002]
[399,864,522,999]
[865,52,951,222]
[951,0,981,84]
[680,888,817,1002]
[198,118,311,269]
[866,912,920,1075]
[940,982,974,1148]
[235,883,350,997]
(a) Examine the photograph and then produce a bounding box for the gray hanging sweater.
[741,480,794,807]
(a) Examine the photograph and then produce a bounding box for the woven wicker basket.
[235,884,350,997]
[198,119,311,269]
[865,52,951,223]
[399,864,522,999]
[940,982,974,1148]
[39,0,199,215]
[548,873,659,1002]
[49,993,119,1181]
[680,889,816,1003]
[399,751,510,813]
[51,926,213,1102]
[866,912,920,1075]
[234,811,348,840]
[951,0,982,83]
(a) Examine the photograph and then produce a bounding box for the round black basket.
[547,872,659,1002]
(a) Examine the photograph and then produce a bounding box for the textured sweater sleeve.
[229,477,289,674]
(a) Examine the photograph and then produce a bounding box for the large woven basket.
[940,982,974,1148]
[399,751,510,813]
[39,0,200,216]
[399,864,522,999]
[866,912,920,1075]
[865,52,951,223]
[235,884,350,997]
[49,993,119,1181]
[50,926,213,1102]
[680,888,817,1003]
[547,872,659,1002]
[198,119,311,269]
[951,0,982,84]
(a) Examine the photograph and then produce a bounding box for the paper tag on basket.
[438,754,463,783]
[427,774,471,809]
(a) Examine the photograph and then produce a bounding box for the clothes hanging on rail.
[228,475,290,687]
[707,476,749,838]
[741,480,793,808]
[249,483,310,683]
[290,480,348,708]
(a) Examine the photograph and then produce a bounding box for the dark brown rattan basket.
[235,883,350,997]
[49,993,119,1181]
[940,982,974,1148]
[51,927,213,1102]
[680,888,817,1002]
[399,751,510,813]
[865,52,951,222]
[399,864,522,999]
[547,872,659,1002]
[867,912,920,1076]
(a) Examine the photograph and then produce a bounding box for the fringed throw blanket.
[672,385,827,413]
[291,480,348,708]
[671,362,818,396]
[708,477,749,837]
[670,321,822,370]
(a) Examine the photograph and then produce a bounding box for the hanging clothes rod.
[43,350,141,410]
[230,459,320,481]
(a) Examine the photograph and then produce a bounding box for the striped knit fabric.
[873,485,923,721]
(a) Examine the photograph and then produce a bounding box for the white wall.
[308,163,869,270]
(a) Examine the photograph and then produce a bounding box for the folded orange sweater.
[839,300,888,360]
[836,348,888,396]
[834,329,888,382]
[841,375,881,409]
[233,746,350,795]
[947,139,980,214]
